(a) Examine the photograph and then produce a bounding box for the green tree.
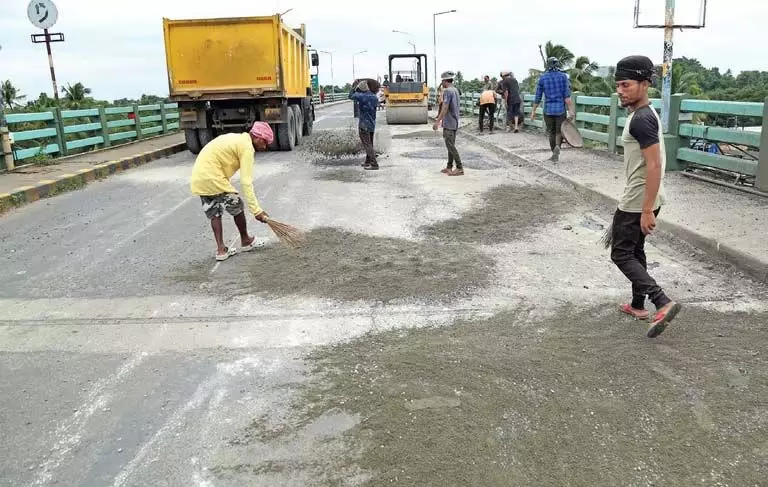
[61,82,93,109]
[1,80,27,109]
[568,56,600,92]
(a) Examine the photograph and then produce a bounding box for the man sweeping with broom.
[190,122,302,261]
[607,55,682,338]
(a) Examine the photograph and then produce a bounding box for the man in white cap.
[433,71,464,176]
[189,122,274,261]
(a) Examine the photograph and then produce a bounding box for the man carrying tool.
[433,70,463,176]
[349,79,379,170]
[610,54,681,338]
[530,57,574,162]
[189,122,274,261]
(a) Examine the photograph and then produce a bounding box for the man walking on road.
[530,58,574,162]
[190,122,274,261]
[610,55,682,338]
[349,79,379,170]
[499,71,522,133]
[434,71,463,176]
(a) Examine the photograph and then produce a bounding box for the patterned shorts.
[200,193,244,219]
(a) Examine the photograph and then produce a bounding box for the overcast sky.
[1,0,767,102]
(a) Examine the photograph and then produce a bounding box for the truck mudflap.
[259,104,289,124]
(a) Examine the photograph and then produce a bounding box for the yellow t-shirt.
[189,132,263,215]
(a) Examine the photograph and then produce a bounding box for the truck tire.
[185,129,202,154]
[267,123,279,151]
[277,111,295,151]
[290,105,303,146]
[303,106,314,136]
[198,128,215,148]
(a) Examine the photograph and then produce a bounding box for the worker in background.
[434,71,463,176]
[478,85,496,134]
[189,122,274,261]
[349,80,379,170]
[500,71,522,133]
[482,75,494,91]
[382,74,390,87]
[531,57,574,162]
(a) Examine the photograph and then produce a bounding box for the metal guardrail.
[311,92,349,105]
[4,103,180,169]
[429,90,767,190]
[4,93,349,171]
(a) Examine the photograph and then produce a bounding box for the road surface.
[1,102,767,486]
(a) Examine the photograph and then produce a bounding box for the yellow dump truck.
[162,15,319,153]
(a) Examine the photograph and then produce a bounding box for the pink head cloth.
[249,121,274,144]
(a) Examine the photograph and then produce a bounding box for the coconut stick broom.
[264,218,306,248]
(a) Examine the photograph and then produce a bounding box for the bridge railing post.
[49,107,67,157]
[133,103,143,140]
[572,91,583,130]
[160,104,168,134]
[756,96,768,192]
[664,94,685,171]
[98,106,111,148]
[608,93,620,154]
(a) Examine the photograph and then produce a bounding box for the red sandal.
[646,301,682,338]
[619,303,649,320]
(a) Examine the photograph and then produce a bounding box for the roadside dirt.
[181,227,495,303]
[422,184,584,244]
[279,305,768,486]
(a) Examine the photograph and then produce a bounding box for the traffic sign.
[27,0,59,30]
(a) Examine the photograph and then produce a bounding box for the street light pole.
[319,50,334,96]
[432,10,456,90]
[352,49,367,81]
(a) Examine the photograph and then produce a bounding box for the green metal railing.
[429,91,767,191]
[3,103,180,170]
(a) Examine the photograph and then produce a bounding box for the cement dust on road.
[237,306,768,487]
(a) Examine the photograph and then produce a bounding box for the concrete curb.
[0,143,186,215]
[446,119,768,282]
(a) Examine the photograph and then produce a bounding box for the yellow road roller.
[384,54,429,125]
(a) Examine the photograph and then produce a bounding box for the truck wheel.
[290,105,303,146]
[277,111,295,151]
[185,129,202,154]
[267,124,279,151]
[198,128,215,148]
[303,107,314,136]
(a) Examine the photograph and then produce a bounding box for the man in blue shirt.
[531,57,574,162]
[349,79,379,170]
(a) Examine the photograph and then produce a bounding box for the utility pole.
[0,46,14,170]
[320,50,334,97]
[660,0,675,133]
[27,0,64,105]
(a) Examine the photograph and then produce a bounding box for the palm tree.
[540,41,575,69]
[1,80,27,109]
[568,56,600,92]
[61,82,93,109]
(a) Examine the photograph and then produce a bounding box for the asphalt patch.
[302,129,386,160]
[287,305,768,486]
[178,227,495,303]
[422,184,583,244]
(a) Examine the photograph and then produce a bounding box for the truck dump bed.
[163,15,310,100]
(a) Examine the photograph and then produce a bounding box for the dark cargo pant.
[543,113,566,151]
[479,103,496,132]
[442,128,462,170]
[610,208,671,310]
[359,128,376,164]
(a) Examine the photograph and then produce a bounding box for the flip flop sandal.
[646,302,682,338]
[448,169,465,176]
[441,168,451,174]
[241,238,265,252]
[619,304,649,320]
[215,247,237,261]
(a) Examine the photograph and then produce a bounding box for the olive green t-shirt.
[619,105,666,212]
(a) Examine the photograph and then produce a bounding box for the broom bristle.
[265,218,305,248]
[599,223,614,249]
